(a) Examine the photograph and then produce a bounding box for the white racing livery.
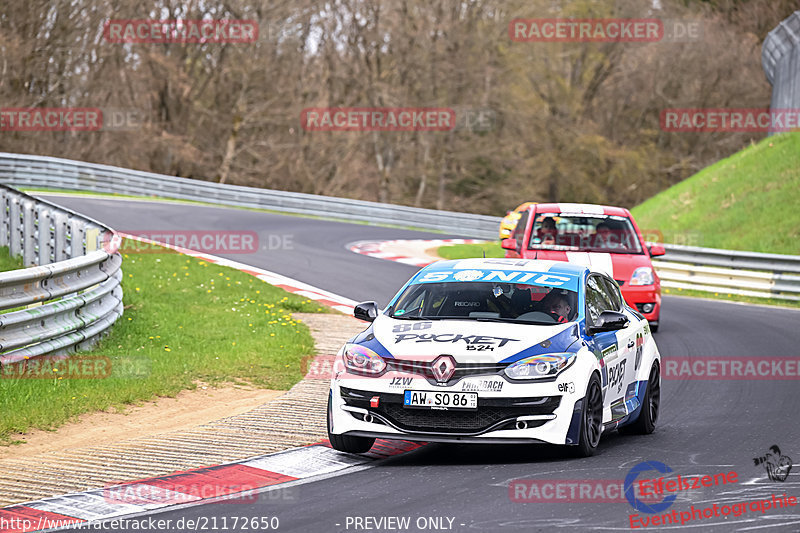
[327,258,661,457]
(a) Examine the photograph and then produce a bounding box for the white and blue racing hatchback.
[327,258,661,456]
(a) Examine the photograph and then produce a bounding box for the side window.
[513,210,529,248]
[586,276,614,325]
[600,277,624,311]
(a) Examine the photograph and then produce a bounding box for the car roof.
[530,202,631,217]
[421,258,593,277]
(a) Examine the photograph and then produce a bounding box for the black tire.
[619,362,660,435]
[572,373,603,457]
[649,321,659,333]
[327,395,375,454]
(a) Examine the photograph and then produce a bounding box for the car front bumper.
[621,284,661,323]
[328,373,585,445]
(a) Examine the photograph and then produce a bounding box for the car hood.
[356,315,581,364]
[530,250,651,281]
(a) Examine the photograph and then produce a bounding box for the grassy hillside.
[631,133,800,255]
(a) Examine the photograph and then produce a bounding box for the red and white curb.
[0,440,424,532]
[120,234,357,314]
[348,238,486,267]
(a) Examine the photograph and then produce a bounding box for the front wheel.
[572,373,603,457]
[327,394,375,453]
[619,362,660,435]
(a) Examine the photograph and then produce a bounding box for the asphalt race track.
[45,195,800,533]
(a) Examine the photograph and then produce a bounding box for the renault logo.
[431,355,456,383]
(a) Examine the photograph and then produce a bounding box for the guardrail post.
[69,217,84,258]
[21,199,37,266]
[37,204,55,265]
[53,211,69,261]
[0,189,9,249]
[8,196,22,259]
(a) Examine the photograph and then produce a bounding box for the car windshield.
[528,213,643,254]
[389,282,578,324]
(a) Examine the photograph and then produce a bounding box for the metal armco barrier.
[0,184,123,364]
[0,152,500,239]
[762,11,800,136]
[0,152,798,302]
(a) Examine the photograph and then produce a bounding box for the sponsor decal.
[389,376,413,388]
[393,333,519,347]
[601,344,617,360]
[392,322,432,333]
[461,379,504,392]
[417,270,574,287]
[608,359,627,394]
[557,382,575,394]
[453,270,484,281]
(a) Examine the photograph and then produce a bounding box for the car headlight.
[629,267,655,286]
[343,344,387,375]
[503,353,575,380]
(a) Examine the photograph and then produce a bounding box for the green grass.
[437,241,504,260]
[631,133,800,255]
[0,247,24,272]
[0,242,329,445]
[662,286,800,310]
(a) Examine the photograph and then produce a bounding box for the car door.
[585,274,638,421]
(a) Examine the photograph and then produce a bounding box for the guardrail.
[653,244,800,302]
[0,152,500,239]
[0,152,798,303]
[0,184,123,365]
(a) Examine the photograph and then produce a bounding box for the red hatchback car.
[501,203,665,331]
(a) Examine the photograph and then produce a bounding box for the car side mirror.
[648,243,666,257]
[354,301,379,322]
[588,311,629,334]
[501,238,518,251]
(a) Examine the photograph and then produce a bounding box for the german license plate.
[403,390,478,410]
